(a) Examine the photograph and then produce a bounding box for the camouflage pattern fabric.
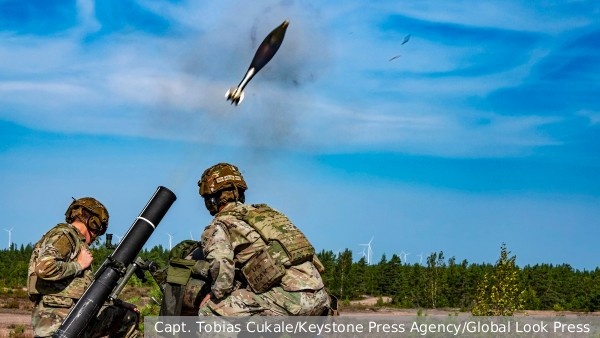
[199,163,247,197]
[238,203,315,266]
[28,223,92,299]
[200,202,328,316]
[199,286,329,316]
[28,223,140,337]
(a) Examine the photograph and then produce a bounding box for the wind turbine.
[417,253,424,265]
[360,246,367,260]
[167,233,175,251]
[189,232,195,240]
[359,237,373,265]
[400,250,410,264]
[114,234,123,244]
[4,227,13,250]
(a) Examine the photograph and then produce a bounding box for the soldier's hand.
[76,248,93,270]
[119,300,140,313]
[200,293,212,307]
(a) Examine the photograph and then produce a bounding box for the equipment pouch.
[242,247,286,294]
[181,278,208,315]
[166,264,192,285]
[41,295,74,308]
[190,260,210,279]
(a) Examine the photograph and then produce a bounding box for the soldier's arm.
[201,221,235,299]
[35,234,82,280]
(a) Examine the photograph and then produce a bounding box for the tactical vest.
[221,204,316,293]
[27,223,93,300]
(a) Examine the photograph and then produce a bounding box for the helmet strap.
[233,187,239,205]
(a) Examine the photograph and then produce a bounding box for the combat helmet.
[65,197,109,236]
[198,163,247,197]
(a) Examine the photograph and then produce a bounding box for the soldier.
[28,197,140,337]
[197,163,334,316]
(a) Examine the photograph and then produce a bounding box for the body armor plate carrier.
[226,204,315,293]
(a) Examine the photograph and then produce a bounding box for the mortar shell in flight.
[226,20,289,105]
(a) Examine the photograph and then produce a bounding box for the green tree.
[333,249,353,300]
[374,254,388,296]
[405,263,426,308]
[424,251,446,308]
[350,257,368,298]
[472,243,524,316]
[384,254,403,303]
[316,249,336,290]
[446,257,471,309]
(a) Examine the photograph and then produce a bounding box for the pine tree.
[350,257,368,297]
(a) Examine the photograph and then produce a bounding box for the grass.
[7,324,28,338]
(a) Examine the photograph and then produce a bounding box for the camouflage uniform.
[28,223,139,337]
[199,202,329,316]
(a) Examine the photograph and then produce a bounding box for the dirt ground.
[0,308,33,338]
[2,296,598,337]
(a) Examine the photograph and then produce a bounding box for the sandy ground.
[1,297,598,337]
[0,309,33,338]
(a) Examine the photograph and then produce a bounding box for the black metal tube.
[53,186,177,338]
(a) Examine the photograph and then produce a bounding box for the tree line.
[1,242,599,313]
[318,244,600,313]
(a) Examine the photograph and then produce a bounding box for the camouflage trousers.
[32,297,140,337]
[199,287,329,316]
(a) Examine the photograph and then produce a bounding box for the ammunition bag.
[160,278,209,316]
[158,240,210,316]
[166,261,195,285]
[165,240,205,285]
[241,247,286,294]
[181,278,206,314]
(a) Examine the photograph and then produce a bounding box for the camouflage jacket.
[201,203,324,300]
[27,223,93,300]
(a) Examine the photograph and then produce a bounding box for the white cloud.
[0,1,595,158]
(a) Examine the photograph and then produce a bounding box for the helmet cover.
[65,197,109,236]
[198,163,248,197]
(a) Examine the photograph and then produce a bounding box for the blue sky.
[1,1,599,270]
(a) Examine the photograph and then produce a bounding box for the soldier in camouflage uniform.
[197,163,332,316]
[28,197,140,337]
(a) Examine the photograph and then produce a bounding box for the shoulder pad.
[44,223,80,258]
[53,235,76,258]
